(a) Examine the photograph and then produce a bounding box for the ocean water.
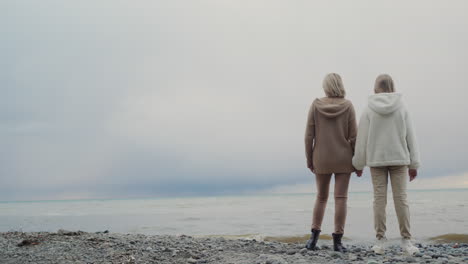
[0,189,467,243]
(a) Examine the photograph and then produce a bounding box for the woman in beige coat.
[304,73,358,252]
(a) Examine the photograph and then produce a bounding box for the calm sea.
[1,189,467,243]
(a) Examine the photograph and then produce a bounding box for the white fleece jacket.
[352,93,420,170]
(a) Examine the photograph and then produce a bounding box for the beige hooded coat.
[305,97,358,174]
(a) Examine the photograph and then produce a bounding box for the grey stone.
[329,251,342,259]
[292,260,308,264]
[438,257,449,263]
[275,247,286,254]
[187,258,198,264]
[162,247,170,252]
[255,254,288,264]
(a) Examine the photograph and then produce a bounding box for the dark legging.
[311,173,351,234]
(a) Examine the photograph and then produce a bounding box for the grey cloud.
[1,0,468,200]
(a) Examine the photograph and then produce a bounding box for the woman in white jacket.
[352,74,420,255]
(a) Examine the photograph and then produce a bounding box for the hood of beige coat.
[314,97,352,118]
[368,93,403,115]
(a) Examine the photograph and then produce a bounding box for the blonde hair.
[322,73,346,98]
[374,74,395,93]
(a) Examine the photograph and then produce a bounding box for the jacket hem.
[314,169,355,174]
[367,160,411,168]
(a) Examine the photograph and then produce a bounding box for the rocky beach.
[1,230,467,264]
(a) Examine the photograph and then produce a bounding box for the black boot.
[332,233,346,253]
[305,229,321,250]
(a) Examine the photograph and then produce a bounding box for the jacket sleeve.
[348,104,358,152]
[405,111,421,169]
[352,109,369,170]
[304,103,315,169]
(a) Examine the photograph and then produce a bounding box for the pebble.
[256,254,288,264]
[293,260,308,264]
[329,251,342,259]
[163,247,171,252]
[187,258,197,264]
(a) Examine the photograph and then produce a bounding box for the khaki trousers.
[370,166,411,239]
[311,173,351,234]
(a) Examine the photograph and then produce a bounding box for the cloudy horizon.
[2,1,468,201]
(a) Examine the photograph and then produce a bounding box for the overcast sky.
[2,1,468,201]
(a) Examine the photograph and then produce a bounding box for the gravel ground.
[1,230,467,264]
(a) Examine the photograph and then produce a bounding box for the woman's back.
[352,92,420,170]
[305,97,357,174]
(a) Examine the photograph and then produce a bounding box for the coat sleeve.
[304,103,315,169]
[405,111,421,169]
[348,104,358,152]
[352,109,369,170]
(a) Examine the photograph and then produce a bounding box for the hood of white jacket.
[368,93,403,115]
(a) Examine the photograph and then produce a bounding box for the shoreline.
[201,233,468,244]
[1,231,467,264]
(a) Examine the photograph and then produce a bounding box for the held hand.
[408,169,417,181]
[355,170,363,177]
